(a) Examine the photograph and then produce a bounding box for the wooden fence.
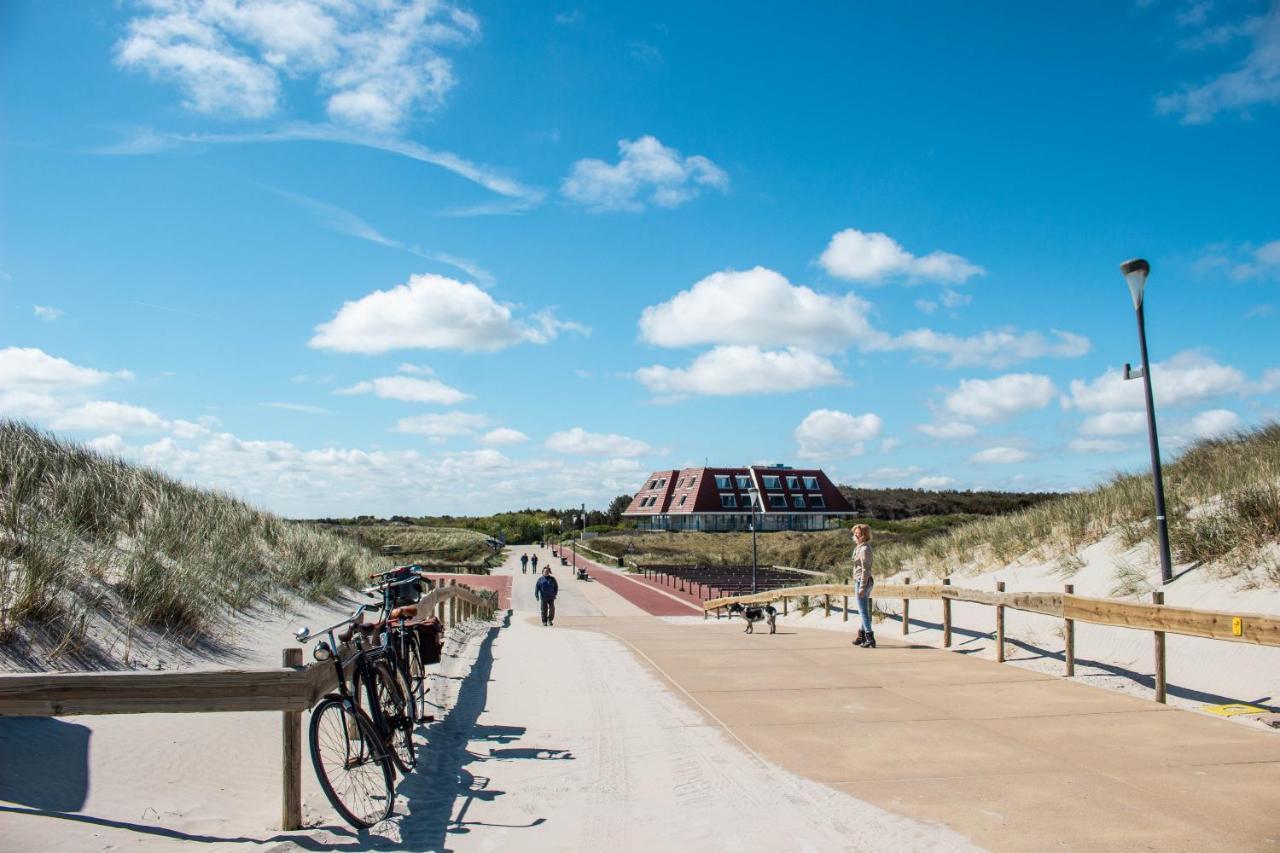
[704,581,1280,703]
[0,581,498,831]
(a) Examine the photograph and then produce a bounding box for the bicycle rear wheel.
[354,660,416,773]
[309,697,395,829]
[405,633,428,721]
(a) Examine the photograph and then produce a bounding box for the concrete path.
[484,545,1280,851]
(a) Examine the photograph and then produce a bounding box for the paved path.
[473,545,1280,851]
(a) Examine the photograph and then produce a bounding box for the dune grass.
[321,523,499,567]
[0,420,389,649]
[880,422,1280,585]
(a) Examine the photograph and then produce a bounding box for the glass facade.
[634,513,832,532]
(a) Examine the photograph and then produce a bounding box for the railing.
[704,581,1280,704]
[0,581,498,831]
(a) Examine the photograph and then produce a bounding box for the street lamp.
[747,486,760,594]
[1120,258,1173,585]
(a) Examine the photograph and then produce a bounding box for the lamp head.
[1119,258,1150,310]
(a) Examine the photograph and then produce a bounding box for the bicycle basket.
[389,567,423,605]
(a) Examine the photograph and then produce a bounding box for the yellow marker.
[1232,616,1243,637]
[1203,703,1267,717]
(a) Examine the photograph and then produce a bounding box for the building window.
[793,495,806,509]
[715,474,732,489]
[720,494,737,508]
[678,495,687,506]
[648,480,657,489]
[763,475,782,489]
[786,476,800,490]
[768,493,786,508]
[736,475,750,489]
[810,494,826,508]
[803,476,819,490]
[657,478,667,488]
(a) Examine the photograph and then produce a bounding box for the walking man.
[535,567,559,626]
[531,553,538,572]
[520,553,529,574]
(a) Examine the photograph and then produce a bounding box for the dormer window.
[803,476,819,491]
[793,495,806,509]
[720,494,737,508]
[715,475,732,489]
[762,475,782,489]
[735,475,750,489]
[786,476,800,490]
[810,494,826,508]
[768,493,786,508]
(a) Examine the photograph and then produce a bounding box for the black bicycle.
[294,602,415,828]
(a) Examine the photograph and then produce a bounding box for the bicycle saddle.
[389,605,418,620]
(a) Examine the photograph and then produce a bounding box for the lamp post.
[747,486,760,594]
[1120,258,1173,585]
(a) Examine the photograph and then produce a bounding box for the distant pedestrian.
[535,567,559,626]
[531,553,538,572]
[851,525,875,648]
[520,553,529,574]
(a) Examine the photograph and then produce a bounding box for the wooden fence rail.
[704,580,1280,705]
[0,582,498,831]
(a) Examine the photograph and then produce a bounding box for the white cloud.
[337,375,470,405]
[115,1,480,132]
[262,402,331,414]
[395,411,488,438]
[545,427,653,457]
[1065,351,1251,412]
[794,409,882,459]
[638,267,880,352]
[1192,239,1280,281]
[1080,411,1147,436]
[916,421,978,439]
[33,305,64,321]
[0,347,132,390]
[883,328,1090,369]
[1189,408,1241,439]
[819,228,984,285]
[848,465,922,486]
[51,401,168,433]
[562,136,728,212]
[310,273,584,354]
[86,434,128,455]
[942,373,1056,423]
[917,475,956,488]
[479,427,529,446]
[1157,12,1280,124]
[969,447,1032,464]
[880,437,902,453]
[633,346,844,398]
[1068,438,1127,454]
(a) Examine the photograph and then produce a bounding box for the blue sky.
[2,0,1278,517]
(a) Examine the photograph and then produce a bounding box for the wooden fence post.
[1064,584,1075,677]
[782,596,788,616]
[1153,590,1166,704]
[281,648,303,832]
[995,581,1006,663]
[942,577,952,648]
[842,595,849,622]
[902,577,911,635]
[824,594,831,617]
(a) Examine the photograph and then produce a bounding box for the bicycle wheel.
[308,697,395,829]
[404,633,428,721]
[355,660,416,773]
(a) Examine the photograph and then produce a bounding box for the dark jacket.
[535,575,559,601]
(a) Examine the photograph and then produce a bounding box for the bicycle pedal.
[419,714,435,723]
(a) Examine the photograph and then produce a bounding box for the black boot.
[852,629,865,646]
[863,631,876,649]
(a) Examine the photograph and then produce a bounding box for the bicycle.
[294,602,415,828]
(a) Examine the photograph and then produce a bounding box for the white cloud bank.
[943,373,1056,423]
[337,372,471,405]
[969,446,1032,464]
[562,136,728,212]
[634,346,844,398]
[819,228,984,285]
[310,274,585,354]
[794,409,882,459]
[115,0,480,132]
[545,427,653,457]
[1157,11,1280,124]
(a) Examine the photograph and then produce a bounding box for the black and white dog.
[727,602,777,634]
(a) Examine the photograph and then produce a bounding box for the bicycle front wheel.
[309,697,395,829]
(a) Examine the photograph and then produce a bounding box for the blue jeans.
[856,584,873,633]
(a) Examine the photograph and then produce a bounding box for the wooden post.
[995,581,1006,663]
[1153,590,1166,704]
[1064,584,1075,677]
[842,595,849,622]
[824,594,831,617]
[782,596,788,616]
[449,580,458,627]
[281,648,303,831]
[942,577,952,648]
[902,577,911,635]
